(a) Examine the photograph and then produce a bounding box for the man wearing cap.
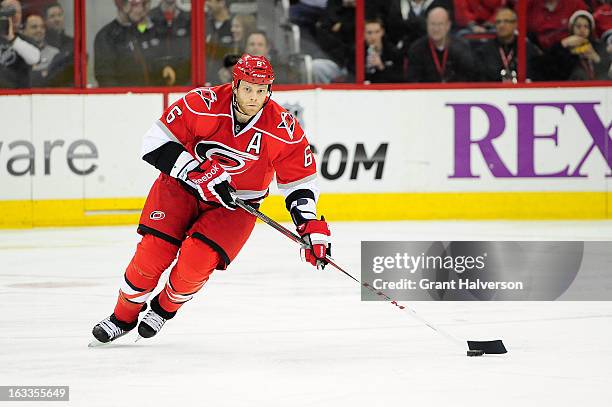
[91,54,330,345]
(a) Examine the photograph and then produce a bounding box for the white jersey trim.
[252,126,306,145]
[183,92,232,118]
[231,97,265,137]
[278,176,320,202]
[142,121,182,157]
[234,189,269,201]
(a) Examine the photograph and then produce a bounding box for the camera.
[500,68,517,84]
[0,4,16,37]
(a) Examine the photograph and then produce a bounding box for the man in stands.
[476,7,542,82]
[407,6,474,82]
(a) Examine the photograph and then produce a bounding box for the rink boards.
[0,87,610,227]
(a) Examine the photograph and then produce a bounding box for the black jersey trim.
[137,224,182,247]
[142,141,187,176]
[124,275,146,292]
[191,232,231,269]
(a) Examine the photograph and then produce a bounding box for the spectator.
[454,0,504,33]
[22,13,63,86]
[216,52,239,84]
[0,0,40,88]
[44,2,73,53]
[289,0,326,50]
[229,14,256,55]
[407,7,474,82]
[364,17,403,83]
[312,0,356,83]
[593,0,612,38]
[205,0,232,85]
[94,0,175,87]
[527,0,589,49]
[475,7,541,82]
[43,2,73,86]
[149,0,191,85]
[540,10,610,80]
[384,0,454,52]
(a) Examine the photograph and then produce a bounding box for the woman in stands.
[541,10,610,80]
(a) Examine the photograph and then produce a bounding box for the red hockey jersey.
[142,84,318,202]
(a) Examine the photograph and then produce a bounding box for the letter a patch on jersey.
[277,111,296,139]
[246,132,262,154]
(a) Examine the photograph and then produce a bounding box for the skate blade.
[88,338,111,348]
[134,335,143,343]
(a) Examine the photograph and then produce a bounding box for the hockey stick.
[235,198,507,355]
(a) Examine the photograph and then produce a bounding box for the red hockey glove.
[296,217,331,270]
[186,159,237,210]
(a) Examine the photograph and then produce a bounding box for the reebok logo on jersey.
[192,164,220,184]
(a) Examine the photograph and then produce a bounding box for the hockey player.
[91,54,331,344]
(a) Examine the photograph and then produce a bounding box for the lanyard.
[498,47,514,71]
[580,58,595,80]
[428,39,448,80]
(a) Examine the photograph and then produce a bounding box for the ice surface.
[1,221,611,407]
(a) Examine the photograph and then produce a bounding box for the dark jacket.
[44,31,74,87]
[94,19,170,87]
[205,15,233,85]
[407,35,474,82]
[475,36,542,82]
[539,40,610,81]
[315,0,355,74]
[385,0,454,52]
[46,30,73,54]
[365,40,404,83]
[0,34,35,88]
[149,6,191,85]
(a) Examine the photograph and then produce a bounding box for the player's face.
[235,81,269,116]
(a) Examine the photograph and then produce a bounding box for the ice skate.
[89,314,138,347]
[136,297,176,341]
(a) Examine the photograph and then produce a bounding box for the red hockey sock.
[114,235,179,323]
[157,237,220,313]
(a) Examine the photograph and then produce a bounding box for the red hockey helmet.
[232,54,275,85]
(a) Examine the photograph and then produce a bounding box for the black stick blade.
[467,340,507,354]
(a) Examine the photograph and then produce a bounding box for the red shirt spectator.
[454,0,506,29]
[527,0,589,49]
[593,2,612,38]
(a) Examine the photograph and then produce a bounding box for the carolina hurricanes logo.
[277,111,296,139]
[149,211,165,220]
[185,87,218,112]
[195,141,259,175]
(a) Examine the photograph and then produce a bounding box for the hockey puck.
[467,350,485,357]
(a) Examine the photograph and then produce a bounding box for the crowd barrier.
[1,85,610,228]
